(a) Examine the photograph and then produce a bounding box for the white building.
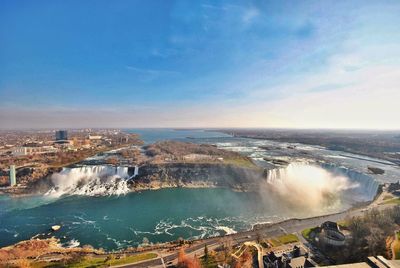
[12,146,58,156]
[88,135,102,140]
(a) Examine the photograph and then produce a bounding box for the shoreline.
[0,188,386,264]
[0,182,384,252]
[0,136,390,258]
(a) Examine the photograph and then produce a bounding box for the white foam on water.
[215,226,237,235]
[66,239,80,248]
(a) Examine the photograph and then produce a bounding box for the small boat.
[51,225,61,231]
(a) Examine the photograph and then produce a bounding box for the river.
[0,129,397,251]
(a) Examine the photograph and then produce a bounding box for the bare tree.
[256,231,262,243]
[177,248,201,268]
[367,227,385,256]
[222,237,234,261]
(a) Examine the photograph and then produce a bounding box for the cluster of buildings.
[263,245,315,268]
[4,130,106,187]
[10,130,105,157]
[2,129,138,187]
[11,145,58,156]
[259,226,399,268]
[324,256,400,268]
[10,130,67,157]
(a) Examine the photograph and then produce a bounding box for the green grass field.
[223,157,257,168]
[107,253,158,266]
[337,220,349,228]
[32,252,158,268]
[383,195,395,200]
[384,197,400,205]
[65,257,107,268]
[268,234,299,247]
[301,227,318,240]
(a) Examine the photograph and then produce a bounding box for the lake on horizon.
[124,128,232,144]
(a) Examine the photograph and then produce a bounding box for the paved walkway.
[244,242,264,268]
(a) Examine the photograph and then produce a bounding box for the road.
[114,211,351,268]
[244,242,264,268]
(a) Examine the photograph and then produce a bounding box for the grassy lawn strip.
[278,234,299,244]
[223,157,257,168]
[301,227,318,240]
[268,238,282,247]
[108,253,158,266]
[269,234,299,247]
[383,195,395,200]
[31,259,107,268]
[337,220,349,228]
[50,253,158,268]
[64,257,107,268]
[384,198,400,205]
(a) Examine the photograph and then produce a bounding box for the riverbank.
[1,139,261,197]
[131,162,264,193]
[0,142,142,193]
[1,185,391,267]
[0,160,265,198]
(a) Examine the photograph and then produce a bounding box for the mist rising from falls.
[46,165,132,197]
[261,163,378,214]
[320,163,380,200]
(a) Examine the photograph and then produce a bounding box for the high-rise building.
[9,165,16,186]
[55,130,68,142]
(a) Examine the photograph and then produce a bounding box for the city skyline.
[1,0,400,129]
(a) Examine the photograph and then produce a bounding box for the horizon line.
[1,126,400,132]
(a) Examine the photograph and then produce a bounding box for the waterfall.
[263,162,379,211]
[46,165,132,197]
[320,163,380,202]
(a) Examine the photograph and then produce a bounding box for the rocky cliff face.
[130,163,266,192]
[0,167,61,195]
[2,163,267,195]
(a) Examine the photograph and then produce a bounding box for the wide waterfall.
[46,165,138,197]
[263,162,379,212]
[320,163,380,202]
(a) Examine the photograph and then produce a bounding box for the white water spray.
[262,163,378,212]
[46,165,137,197]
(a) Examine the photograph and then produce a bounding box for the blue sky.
[1,0,400,129]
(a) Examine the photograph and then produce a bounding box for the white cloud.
[233,42,400,129]
[264,66,400,129]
